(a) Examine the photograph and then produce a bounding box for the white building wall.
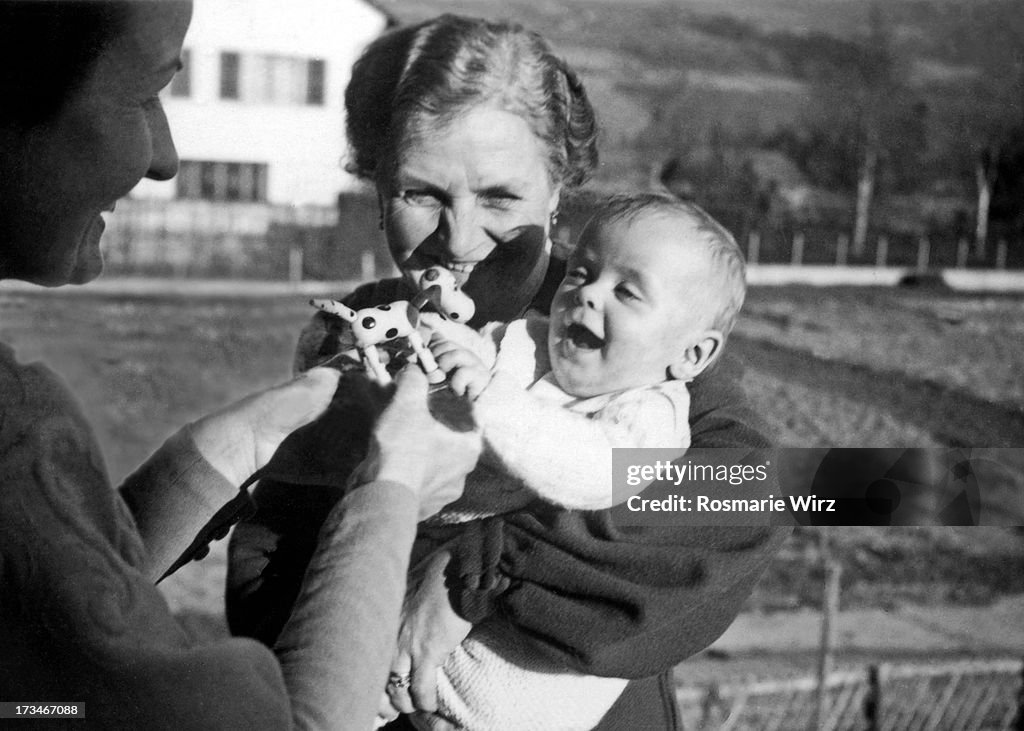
[132,0,387,205]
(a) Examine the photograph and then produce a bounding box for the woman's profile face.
[0,1,191,286]
[381,106,561,299]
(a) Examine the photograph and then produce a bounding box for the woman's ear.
[668,330,723,382]
[547,187,562,222]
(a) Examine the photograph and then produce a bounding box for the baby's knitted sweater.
[415,314,692,731]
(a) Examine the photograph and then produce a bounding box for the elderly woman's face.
[0,1,191,286]
[381,106,560,302]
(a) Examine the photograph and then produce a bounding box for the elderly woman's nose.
[438,205,487,260]
[145,104,180,182]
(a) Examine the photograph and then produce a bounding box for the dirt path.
[731,335,1024,448]
[679,594,1024,684]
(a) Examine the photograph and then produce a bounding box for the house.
[130,0,391,206]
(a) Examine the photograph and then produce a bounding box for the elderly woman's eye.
[402,190,441,206]
[481,191,520,210]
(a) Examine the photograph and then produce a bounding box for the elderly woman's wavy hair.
[345,14,598,190]
[0,1,132,127]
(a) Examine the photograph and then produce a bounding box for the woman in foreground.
[0,2,478,727]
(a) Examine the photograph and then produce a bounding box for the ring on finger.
[387,672,412,691]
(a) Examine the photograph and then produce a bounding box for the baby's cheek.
[550,288,574,314]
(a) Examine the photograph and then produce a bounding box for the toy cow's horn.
[310,298,357,322]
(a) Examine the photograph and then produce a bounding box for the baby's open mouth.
[566,322,604,350]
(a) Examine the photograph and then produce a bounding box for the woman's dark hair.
[0,1,131,127]
[344,14,598,190]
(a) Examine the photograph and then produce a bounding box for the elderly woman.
[0,2,480,728]
[225,14,789,730]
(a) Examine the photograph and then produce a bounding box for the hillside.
[376,0,1024,208]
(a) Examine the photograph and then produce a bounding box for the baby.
[408,192,748,730]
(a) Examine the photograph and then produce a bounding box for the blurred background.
[99,0,1024,279]
[2,0,1023,728]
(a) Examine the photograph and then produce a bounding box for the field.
[1,281,1022,672]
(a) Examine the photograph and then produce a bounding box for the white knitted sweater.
[410,314,692,731]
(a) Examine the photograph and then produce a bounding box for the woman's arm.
[1,350,474,730]
[0,352,344,728]
[120,368,340,581]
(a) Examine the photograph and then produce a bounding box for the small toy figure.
[309,299,444,385]
[309,266,475,386]
[414,266,476,323]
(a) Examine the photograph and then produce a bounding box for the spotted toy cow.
[309,266,475,385]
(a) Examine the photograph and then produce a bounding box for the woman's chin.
[67,221,107,284]
[67,260,104,285]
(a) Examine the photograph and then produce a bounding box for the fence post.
[997,239,1008,270]
[288,246,303,284]
[813,527,841,731]
[864,664,883,731]
[792,232,805,266]
[361,250,376,281]
[836,233,849,266]
[876,235,888,268]
[917,235,930,271]
[747,231,760,265]
[1015,658,1024,730]
[956,238,969,269]
[700,683,727,729]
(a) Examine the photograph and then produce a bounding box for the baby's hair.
[581,192,747,338]
[344,14,598,189]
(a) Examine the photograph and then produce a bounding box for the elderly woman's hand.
[379,549,473,725]
[188,367,341,487]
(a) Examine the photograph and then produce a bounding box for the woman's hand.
[379,550,473,722]
[188,367,341,487]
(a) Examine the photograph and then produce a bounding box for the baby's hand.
[419,312,485,352]
[430,335,492,400]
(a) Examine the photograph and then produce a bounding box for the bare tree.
[851,3,898,256]
[935,1,1024,256]
[965,69,1023,256]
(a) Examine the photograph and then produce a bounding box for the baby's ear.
[668,330,723,382]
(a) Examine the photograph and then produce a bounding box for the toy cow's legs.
[360,344,393,385]
[406,331,446,384]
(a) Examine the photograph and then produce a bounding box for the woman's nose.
[145,101,180,182]
[438,204,489,261]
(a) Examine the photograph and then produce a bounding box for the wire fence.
[677,659,1024,730]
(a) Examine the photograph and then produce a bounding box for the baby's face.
[548,213,717,398]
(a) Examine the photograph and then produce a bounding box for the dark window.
[220,52,240,100]
[200,162,219,198]
[175,160,202,199]
[169,49,191,97]
[306,59,325,105]
[226,163,243,201]
[177,160,269,202]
